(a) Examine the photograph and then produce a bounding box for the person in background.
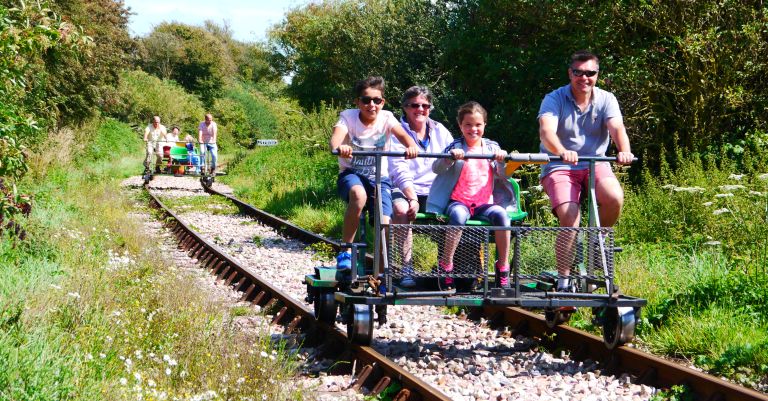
[166,126,181,143]
[537,50,633,292]
[329,76,419,270]
[143,115,167,173]
[198,113,218,174]
[388,86,453,287]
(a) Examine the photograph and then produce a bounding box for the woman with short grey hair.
[388,86,454,287]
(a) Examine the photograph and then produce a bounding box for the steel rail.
[146,188,448,401]
[203,185,768,401]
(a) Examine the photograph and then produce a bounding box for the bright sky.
[123,0,311,42]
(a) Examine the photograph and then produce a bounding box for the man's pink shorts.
[541,163,616,210]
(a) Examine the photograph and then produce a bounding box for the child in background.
[184,134,199,173]
[426,101,514,289]
[329,76,419,269]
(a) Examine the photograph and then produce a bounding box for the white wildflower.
[180,370,188,378]
[125,358,132,368]
[674,186,705,193]
[718,184,745,191]
[758,173,768,181]
[704,241,721,246]
[662,184,676,190]
[713,208,730,215]
[714,193,734,198]
[749,191,764,196]
[119,377,128,386]
[165,368,172,376]
[728,174,744,180]
[67,292,81,299]
[99,353,106,359]
[237,377,245,385]
[147,379,156,388]
[260,351,268,358]
[86,353,93,361]
[133,372,141,382]
[702,202,714,207]
[49,284,62,290]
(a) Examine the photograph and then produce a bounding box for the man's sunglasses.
[572,69,599,77]
[407,103,431,110]
[360,96,384,105]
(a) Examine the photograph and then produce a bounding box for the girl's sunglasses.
[360,96,384,105]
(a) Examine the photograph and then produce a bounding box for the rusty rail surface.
[203,186,768,401]
[147,189,448,401]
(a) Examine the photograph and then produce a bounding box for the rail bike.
[305,151,646,349]
[141,141,218,188]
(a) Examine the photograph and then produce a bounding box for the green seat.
[416,177,528,225]
[169,146,189,163]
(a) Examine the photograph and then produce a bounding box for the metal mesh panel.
[515,227,614,283]
[387,224,615,291]
[387,224,490,280]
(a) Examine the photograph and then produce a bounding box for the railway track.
[141,177,768,401]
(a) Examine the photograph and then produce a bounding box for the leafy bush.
[212,82,279,149]
[111,70,205,136]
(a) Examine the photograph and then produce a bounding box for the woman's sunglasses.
[407,103,431,110]
[360,96,384,105]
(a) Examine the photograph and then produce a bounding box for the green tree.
[268,0,448,114]
[138,23,236,106]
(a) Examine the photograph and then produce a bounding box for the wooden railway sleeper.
[224,270,239,286]
[187,243,202,258]
[371,376,392,395]
[393,389,411,401]
[233,278,249,292]
[216,266,232,282]
[210,260,225,274]
[263,297,278,313]
[272,306,288,325]
[350,364,373,391]
[240,284,256,302]
[284,316,302,334]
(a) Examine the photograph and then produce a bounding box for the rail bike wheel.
[601,306,637,349]
[313,290,337,325]
[544,307,573,329]
[346,304,374,345]
[200,175,214,189]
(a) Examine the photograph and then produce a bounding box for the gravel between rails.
[124,175,658,401]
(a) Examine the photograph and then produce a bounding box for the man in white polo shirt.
[538,50,634,291]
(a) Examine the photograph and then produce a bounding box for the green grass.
[0,118,308,400]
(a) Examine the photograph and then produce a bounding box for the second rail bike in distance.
[305,150,646,349]
[141,141,217,189]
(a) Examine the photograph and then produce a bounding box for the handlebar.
[331,150,637,163]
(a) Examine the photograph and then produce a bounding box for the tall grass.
[1,119,307,400]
